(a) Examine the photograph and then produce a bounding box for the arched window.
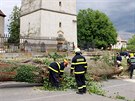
[59,22,62,28]
[59,1,62,6]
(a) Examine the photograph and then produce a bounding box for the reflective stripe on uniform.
[72,62,87,65]
[60,70,64,72]
[48,66,58,73]
[74,71,85,74]
[70,67,74,70]
[78,85,86,89]
[56,62,61,70]
[84,66,87,68]
[78,86,83,89]
[83,85,86,87]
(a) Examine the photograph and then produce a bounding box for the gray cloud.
[0,0,135,34]
[0,0,21,34]
[77,0,135,34]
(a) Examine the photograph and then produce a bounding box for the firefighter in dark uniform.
[70,48,88,94]
[127,55,135,79]
[48,60,68,87]
[59,61,67,78]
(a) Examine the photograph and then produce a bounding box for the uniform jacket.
[49,62,65,75]
[71,53,88,74]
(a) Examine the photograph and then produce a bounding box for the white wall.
[20,11,41,37]
[41,0,76,15]
[40,10,77,46]
[0,16,4,36]
[20,0,77,46]
[112,41,127,49]
[21,0,41,16]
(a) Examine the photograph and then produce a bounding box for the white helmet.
[74,48,81,53]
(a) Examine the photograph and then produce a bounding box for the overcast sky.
[0,0,135,35]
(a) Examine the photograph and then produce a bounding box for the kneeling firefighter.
[48,59,68,87]
[70,48,88,94]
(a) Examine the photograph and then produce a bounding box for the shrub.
[49,52,65,61]
[43,73,105,95]
[42,58,51,66]
[43,74,77,91]
[15,65,39,83]
[33,58,52,66]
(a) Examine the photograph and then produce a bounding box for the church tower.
[0,10,6,37]
[20,0,77,47]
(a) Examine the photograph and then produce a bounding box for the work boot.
[76,91,83,94]
[130,76,132,79]
[83,88,86,94]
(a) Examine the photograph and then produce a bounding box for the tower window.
[59,1,62,6]
[59,22,62,28]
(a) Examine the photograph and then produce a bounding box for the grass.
[116,95,126,100]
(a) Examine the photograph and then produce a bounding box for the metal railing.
[0,35,74,53]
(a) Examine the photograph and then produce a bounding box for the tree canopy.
[8,6,20,44]
[127,35,135,51]
[77,8,117,49]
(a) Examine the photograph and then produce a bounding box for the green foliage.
[100,53,114,66]
[33,58,52,66]
[43,74,77,91]
[8,6,20,44]
[77,8,117,49]
[61,75,77,89]
[15,65,39,83]
[0,66,17,72]
[85,74,105,95]
[116,95,126,100]
[42,58,52,66]
[93,56,100,62]
[87,81,105,96]
[49,52,65,61]
[43,74,105,95]
[127,35,135,51]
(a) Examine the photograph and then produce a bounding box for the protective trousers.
[129,64,135,79]
[75,74,86,93]
[49,70,59,88]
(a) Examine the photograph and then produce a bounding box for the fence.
[0,35,74,53]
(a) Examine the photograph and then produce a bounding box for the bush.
[49,52,65,61]
[15,65,39,83]
[43,74,105,95]
[33,58,52,66]
[43,74,77,91]
[86,81,105,96]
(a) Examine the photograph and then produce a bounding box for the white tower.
[20,0,77,47]
[0,10,6,37]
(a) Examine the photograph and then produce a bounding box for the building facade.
[0,10,6,37]
[20,0,77,48]
[112,36,127,49]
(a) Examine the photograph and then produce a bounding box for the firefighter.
[70,48,88,94]
[48,59,68,88]
[127,55,135,79]
[116,53,122,68]
[59,59,69,78]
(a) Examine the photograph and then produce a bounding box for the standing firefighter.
[70,48,88,94]
[48,60,68,88]
[127,55,135,79]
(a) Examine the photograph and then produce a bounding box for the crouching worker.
[70,48,88,94]
[48,59,68,88]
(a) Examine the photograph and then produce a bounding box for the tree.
[77,8,117,49]
[8,6,20,44]
[127,35,135,51]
